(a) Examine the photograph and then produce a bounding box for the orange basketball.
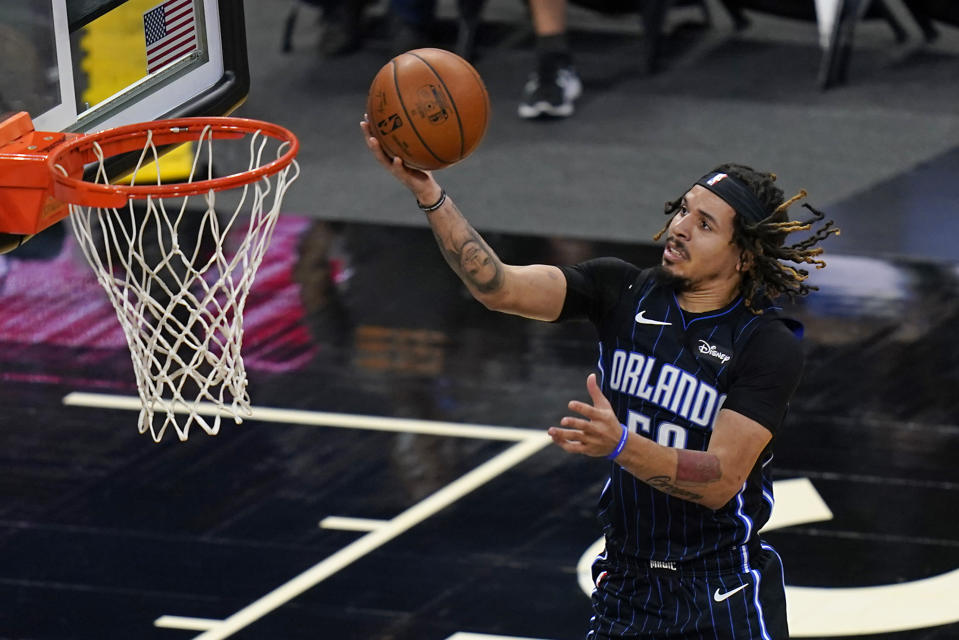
[366,48,490,171]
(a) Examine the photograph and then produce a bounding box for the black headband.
[694,171,769,225]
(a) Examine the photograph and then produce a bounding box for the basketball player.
[361,120,839,638]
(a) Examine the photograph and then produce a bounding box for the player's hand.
[549,373,625,458]
[360,117,441,205]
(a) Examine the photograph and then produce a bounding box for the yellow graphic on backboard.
[78,0,193,183]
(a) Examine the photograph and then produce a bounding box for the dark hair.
[655,163,840,312]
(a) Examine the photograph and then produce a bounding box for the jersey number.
[627,410,688,449]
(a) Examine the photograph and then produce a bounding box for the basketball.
[366,48,490,171]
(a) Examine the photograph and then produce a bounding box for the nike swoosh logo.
[713,584,749,602]
[635,310,671,326]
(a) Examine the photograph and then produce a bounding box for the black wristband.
[417,189,447,212]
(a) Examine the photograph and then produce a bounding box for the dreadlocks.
[654,163,840,313]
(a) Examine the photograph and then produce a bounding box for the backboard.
[0,0,248,135]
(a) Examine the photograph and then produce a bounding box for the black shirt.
[557,257,804,572]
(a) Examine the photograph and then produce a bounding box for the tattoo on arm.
[430,201,505,294]
[643,452,720,502]
[675,450,722,483]
[646,475,704,501]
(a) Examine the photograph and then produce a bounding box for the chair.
[900,0,959,42]
[715,0,911,89]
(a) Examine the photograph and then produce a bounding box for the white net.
[61,124,299,441]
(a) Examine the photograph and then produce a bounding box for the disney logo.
[698,340,731,363]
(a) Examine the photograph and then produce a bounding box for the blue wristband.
[606,424,629,460]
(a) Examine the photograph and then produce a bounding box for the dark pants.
[587,544,789,639]
[390,0,436,28]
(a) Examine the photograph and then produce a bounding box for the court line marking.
[576,476,836,597]
[154,616,220,631]
[187,436,552,639]
[62,392,540,441]
[788,569,959,635]
[575,478,959,636]
[319,516,387,531]
[63,393,553,638]
[760,477,834,532]
[83,392,959,637]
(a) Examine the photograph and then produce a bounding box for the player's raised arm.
[361,119,566,322]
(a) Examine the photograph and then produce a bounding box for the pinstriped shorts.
[586,545,788,639]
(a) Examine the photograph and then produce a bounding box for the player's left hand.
[549,373,625,458]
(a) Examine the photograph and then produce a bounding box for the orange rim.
[48,117,300,208]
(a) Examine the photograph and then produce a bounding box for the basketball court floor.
[2,206,958,640]
[2,1,959,639]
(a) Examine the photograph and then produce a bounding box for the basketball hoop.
[41,116,300,442]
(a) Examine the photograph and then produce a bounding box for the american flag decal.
[143,0,198,74]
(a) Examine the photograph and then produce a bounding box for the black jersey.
[558,258,804,575]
